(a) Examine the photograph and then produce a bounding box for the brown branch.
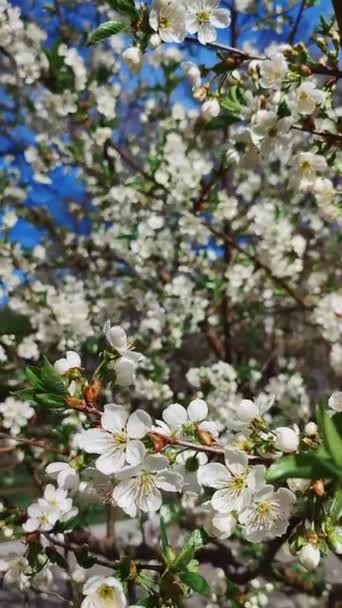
[207,224,310,310]
[44,532,163,572]
[0,433,68,455]
[332,0,342,41]
[292,125,342,145]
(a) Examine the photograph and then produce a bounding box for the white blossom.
[112,454,183,517]
[81,575,126,608]
[198,449,266,513]
[185,0,231,45]
[239,485,295,542]
[80,404,152,474]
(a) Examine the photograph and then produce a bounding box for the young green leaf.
[45,546,69,570]
[173,528,209,570]
[87,21,129,46]
[180,571,209,595]
[266,453,338,481]
[319,405,342,469]
[107,0,138,18]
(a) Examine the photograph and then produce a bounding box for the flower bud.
[122,47,143,74]
[298,543,320,570]
[305,421,318,436]
[237,399,258,422]
[310,479,325,497]
[201,99,220,120]
[149,33,161,48]
[83,380,102,406]
[274,427,299,453]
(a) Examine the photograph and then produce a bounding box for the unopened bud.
[310,479,325,497]
[274,427,299,453]
[84,380,102,406]
[305,422,318,436]
[298,543,320,570]
[197,429,216,446]
[147,433,168,453]
[300,65,312,77]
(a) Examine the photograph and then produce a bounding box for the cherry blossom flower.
[239,485,295,542]
[80,404,152,475]
[185,0,231,45]
[149,0,186,43]
[259,52,288,89]
[156,398,218,438]
[81,575,126,608]
[291,81,325,115]
[198,449,266,513]
[112,454,183,517]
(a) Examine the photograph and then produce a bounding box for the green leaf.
[319,405,342,468]
[41,358,68,396]
[107,0,138,18]
[180,571,209,595]
[45,546,69,569]
[330,489,342,522]
[35,393,66,409]
[174,528,209,570]
[0,307,31,336]
[74,546,97,569]
[266,453,338,482]
[25,368,45,391]
[87,21,129,46]
[203,112,240,130]
[27,542,42,568]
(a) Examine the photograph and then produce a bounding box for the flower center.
[197,11,210,25]
[300,160,312,174]
[98,585,115,604]
[138,472,153,495]
[160,16,169,30]
[227,474,247,494]
[112,431,127,447]
[39,514,49,525]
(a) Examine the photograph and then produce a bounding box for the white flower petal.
[211,8,231,28]
[162,403,187,431]
[113,479,138,517]
[198,463,230,488]
[79,429,113,454]
[127,410,152,439]
[126,440,145,466]
[53,358,69,375]
[96,447,126,475]
[188,398,208,422]
[66,351,81,368]
[101,404,128,433]
[155,471,184,492]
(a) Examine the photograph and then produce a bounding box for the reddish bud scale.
[84,380,102,406]
[65,396,87,410]
[310,479,325,497]
[25,532,40,544]
[197,430,217,446]
[147,432,169,453]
